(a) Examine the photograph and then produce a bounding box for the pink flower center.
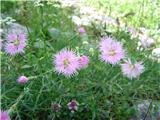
[13,39,20,46]
[63,59,70,68]
[129,64,135,70]
[108,49,116,56]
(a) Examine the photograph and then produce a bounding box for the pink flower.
[17,76,28,84]
[139,34,154,48]
[5,33,27,55]
[128,27,138,39]
[99,36,125,65]
[78,55,89,69]
[78,27,86,34]
[67,100,79,113]
[121,59,144,79]
[0,110,10,120]
[54,49,80,77]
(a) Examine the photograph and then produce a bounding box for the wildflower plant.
[53,49,80,77]
[121,59,145,79]
[1,1,160,120]
[4,33,27,55]
[99,36,125,65]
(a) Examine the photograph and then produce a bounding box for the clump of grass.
[1,1,160,120]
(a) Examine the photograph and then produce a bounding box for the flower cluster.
[53,49,89,77]
[52,36,145,79]
[99,36,144,79]
[51,100,79,113]
[127,27,155,48]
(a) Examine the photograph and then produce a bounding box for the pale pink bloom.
[0,110,10,120]
[67,100,79,113]
[17,76,28,84]
[139,34,154,47]
[99,36,125,65]
[54,49,80,77]
[5,33,27,55]
[78,27,86,34]
[128,27,138,39]
[78,55,89,69]
[121,59,144,79]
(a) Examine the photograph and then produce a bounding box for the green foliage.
[1,0,160,120]
[85,0,160,29]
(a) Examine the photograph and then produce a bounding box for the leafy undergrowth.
[1,1,160,120]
